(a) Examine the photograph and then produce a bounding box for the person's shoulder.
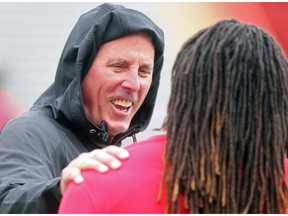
[1,111,40,132]
[124,133,166,158]
[0,109,66,150]
[2,109,64,134]
[81,134,166,182]
[125,134,166,150]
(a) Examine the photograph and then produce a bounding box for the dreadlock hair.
[160,19,288,213]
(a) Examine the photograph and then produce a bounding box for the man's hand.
[60,145,129,195]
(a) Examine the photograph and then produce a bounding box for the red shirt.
[58,134,167,213]
[58,134,288,213]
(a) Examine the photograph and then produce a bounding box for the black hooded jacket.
[0,3,164,213]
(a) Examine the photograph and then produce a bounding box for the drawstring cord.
[132,134,137,143]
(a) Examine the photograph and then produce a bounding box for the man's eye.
[111,64,125,71]
[113,64,123,68]
[139,70,152,77]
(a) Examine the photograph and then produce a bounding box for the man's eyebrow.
[107,58,127,65]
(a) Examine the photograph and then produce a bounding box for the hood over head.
[31,3,164,147]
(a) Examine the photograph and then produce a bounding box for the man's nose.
[121,70,140,92]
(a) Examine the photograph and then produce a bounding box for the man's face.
[81,33,155,136]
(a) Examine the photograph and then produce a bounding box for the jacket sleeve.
[0,120,63,213]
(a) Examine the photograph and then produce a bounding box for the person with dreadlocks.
[58,19,288,214]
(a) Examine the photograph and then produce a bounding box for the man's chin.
[108,124,130,137]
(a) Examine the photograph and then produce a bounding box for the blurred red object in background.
[0,88,26,129]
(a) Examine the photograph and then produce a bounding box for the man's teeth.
[112,100,132,107]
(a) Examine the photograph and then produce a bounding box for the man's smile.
[111,99,133,112]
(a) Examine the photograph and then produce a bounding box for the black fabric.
[0,3,164,213]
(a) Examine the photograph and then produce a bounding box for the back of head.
[162,19,288,213]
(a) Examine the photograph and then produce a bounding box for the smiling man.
[0,3,164,213]
[81,32,155,138]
